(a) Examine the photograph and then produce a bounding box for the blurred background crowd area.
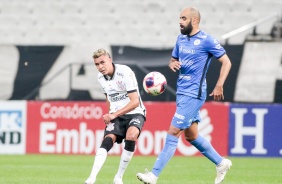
[0,0,281,47]
[0,0,281,103]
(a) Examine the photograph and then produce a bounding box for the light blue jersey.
[172,30,226,100]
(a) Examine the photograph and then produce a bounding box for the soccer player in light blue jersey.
[137,7,232,184]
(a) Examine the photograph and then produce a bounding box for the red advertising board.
[26,101,107,154]
[139,102,229,156]
[26,101,229,156]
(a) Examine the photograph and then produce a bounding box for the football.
[143,71,167,96]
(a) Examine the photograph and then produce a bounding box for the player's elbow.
[221,55,232,67]
[226,59,232,67]
[227,60,232,70]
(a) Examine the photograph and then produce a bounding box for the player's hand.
[169,60,181,72]
[103,113,116,124]
[209,86,224,101]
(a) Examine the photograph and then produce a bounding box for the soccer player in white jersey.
[137,7,232,184]
[84,48,146,184]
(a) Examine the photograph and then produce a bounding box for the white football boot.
[215,158,232,184]
[84,177,96,184]
[136,169,158,184]
[113,175,123,184]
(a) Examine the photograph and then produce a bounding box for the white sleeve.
[97,75,106,94]
[124,67,138,92]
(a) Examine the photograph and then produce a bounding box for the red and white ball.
[143,71,167,96]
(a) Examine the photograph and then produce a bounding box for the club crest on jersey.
[194,39,200,45]
[106,123,115,131]
[116,81,126,91]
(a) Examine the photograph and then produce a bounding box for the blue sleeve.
[171,35,180,59]
[205,35,226,59]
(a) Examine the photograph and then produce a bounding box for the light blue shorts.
[171,95,205,129]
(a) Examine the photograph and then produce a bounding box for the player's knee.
[126,127,140,141]
[167,128,181,137]
[185,134,197,142]
[124,140,136,152]
[100,137,114,152]
[125,134,138,141]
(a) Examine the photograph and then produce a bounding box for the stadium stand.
[0,0,281,102]
[0,0,281,46]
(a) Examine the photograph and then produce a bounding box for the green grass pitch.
[0,154,282,184]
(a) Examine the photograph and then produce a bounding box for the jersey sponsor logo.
[109,93,119,97]
[176,121,184,124]
[194,39,201,45]
[179,46,195,54]
[109,94,128,102]
[106,123,115,131]
[174,112,185,120]
[179,74,191,81]
[180,59,194,67]
[117,72,124,78]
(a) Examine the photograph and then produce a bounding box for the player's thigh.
[126,114,145,140]
[126,126,140,141]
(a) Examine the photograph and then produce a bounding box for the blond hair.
[92,48,111,59]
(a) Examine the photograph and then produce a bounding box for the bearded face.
[180,20,193,35]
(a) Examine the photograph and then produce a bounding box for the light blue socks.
[152,134,179,176]
[190,135,222,165]
[151,134,222,177]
